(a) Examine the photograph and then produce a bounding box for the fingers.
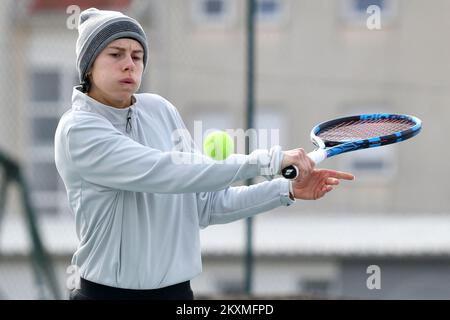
[291,167,355,200]
[322,169,355,181]
[316,185,333,200]
[336,171,355,181]
[326,177,340,186]
[317,172,350,199]
[319,172,352,198]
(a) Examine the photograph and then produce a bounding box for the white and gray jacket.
[54,87,294,289]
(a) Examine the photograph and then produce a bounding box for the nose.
[122,54,136,72]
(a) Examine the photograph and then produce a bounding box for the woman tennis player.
[54,8,354,300]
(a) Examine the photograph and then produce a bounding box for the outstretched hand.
[292,169,355,200]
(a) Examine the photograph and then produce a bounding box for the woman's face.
[88,38,144,108]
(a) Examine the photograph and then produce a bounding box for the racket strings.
[318,119,414,141]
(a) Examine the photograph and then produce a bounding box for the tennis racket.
[282,113,422,179]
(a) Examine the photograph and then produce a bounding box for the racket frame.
[283,113,422,179]
[311,113,422,160]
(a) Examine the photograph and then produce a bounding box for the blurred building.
[0,0,449,299]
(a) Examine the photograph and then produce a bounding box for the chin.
[115,88,136,99]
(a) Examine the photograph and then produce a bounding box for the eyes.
[108,52,143,62]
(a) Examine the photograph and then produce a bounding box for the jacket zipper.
[126,109,133,134]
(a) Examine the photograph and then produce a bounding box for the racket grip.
[281,149,327,179]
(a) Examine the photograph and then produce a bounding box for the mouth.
[119,78,136,85]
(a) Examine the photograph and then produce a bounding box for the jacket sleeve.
[64,115,283,194]
[196,178,295,228]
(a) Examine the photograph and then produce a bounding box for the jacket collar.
[71,86,137,126]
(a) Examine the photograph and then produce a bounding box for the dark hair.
[81,74,91,93]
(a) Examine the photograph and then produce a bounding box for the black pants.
[70,278,194,300]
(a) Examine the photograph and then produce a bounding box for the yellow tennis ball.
[203,131,234,160]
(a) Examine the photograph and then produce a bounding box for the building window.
[340,146,396,180]
[301,279,331,297]
[28,69,73,215]
[192,0,237,26]
[31,71,61,102]
[32,117,59,144]
[353,0,385,13]
[217,279,244,295]
[30,162,59,192]
[257,0,281,21]
[204,0,224,15]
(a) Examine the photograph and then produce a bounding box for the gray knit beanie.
[76,8,149,89]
